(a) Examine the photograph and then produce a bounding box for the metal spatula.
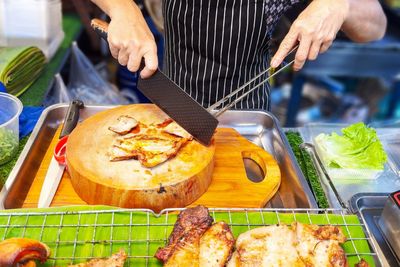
[91,19,296,146]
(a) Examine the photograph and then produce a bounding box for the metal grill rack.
[0,208,380,266]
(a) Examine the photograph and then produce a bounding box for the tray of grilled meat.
[0,206,381,266]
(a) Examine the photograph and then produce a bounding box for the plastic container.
[0,92,23,165]
[0,0,64,59]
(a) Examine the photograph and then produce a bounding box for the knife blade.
[91,19,219,146]
[38,100,84,208]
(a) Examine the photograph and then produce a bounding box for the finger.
[271,28,299,68]
[127,52,142,72]
[308,41,322,60]
[118,46,130,66]
[109,45,119,59]
[140,50,158,79]
[320,40,333,53]
[293,34,312,71]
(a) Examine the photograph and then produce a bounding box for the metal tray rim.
[0,104,317,210]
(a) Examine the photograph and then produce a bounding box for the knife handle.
[91,18,146,70]
[60,100,84,138]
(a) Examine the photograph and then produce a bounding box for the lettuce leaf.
[315,122,387,170]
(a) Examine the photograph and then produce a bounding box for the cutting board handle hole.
[242,151,266,183]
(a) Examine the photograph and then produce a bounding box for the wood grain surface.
[22,105,281,210]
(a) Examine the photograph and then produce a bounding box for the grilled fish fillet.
[67,250,127,267]
[199,221,235,267]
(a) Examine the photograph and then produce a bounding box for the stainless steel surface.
[350,193,400,267]
[0,104,317,209]
[0,207,379,266]
[379,191,400,259]
[37,157,65,208]
[301,143,348,209]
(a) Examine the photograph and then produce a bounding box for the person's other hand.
[108,6,158,78]
[271,0,350,71]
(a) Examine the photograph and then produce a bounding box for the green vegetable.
[0,128,18,166]
[0,135,28,188]
[315,122,387,170]
[285,131,329,209]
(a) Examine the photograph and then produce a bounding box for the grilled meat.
[108,116,191,167]
[162,121,193,140]
[67,250,127,267]
[227,222,348,267]
[294,222,347,267]
[199,221,235,267]
[155,206,213,264]
[0,238,50,267]
[226,225,304,267]
[108,115,138,135]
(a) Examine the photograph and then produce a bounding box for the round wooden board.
[66,104,215,211]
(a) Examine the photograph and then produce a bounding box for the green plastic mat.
[0,206,376,267]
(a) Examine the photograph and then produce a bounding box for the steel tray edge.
[0,104,317,210]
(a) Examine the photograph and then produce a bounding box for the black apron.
[163,0,299,110]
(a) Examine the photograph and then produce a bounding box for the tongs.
[209,45,298,117]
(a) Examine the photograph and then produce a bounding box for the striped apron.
[163,0,299,110]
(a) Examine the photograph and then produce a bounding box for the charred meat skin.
[155,206,213,263]
[0,238,50,267]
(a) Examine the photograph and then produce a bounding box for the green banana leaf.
[0,206,375,267]
[0,46,46,96]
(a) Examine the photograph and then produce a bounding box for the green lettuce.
[315,122,387,170]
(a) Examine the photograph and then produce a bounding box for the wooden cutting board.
[22,104,281,210]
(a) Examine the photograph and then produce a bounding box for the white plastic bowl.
[0,92,23,165]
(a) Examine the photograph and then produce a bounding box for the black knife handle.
[60,100,84,138]
[91,18,145,70]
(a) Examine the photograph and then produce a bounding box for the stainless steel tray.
[350,193,400,267]
[0,104,317,209]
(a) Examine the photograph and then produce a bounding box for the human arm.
[271,0,387,71]
[91,0,158,78]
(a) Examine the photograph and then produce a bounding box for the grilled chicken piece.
[162,121,193,140]
[227,222,348,267]
[226,225,305,267]
[294,222,348,267]
[199,221,235,267]
[155,206,213,265]
[110,134,189,167]
[0,238,50,267]
[108,115,138,135]
[67,250,127,267]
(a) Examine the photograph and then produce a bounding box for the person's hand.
[107,6,158,78]
[271,0,350,71]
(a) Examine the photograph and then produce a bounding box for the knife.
[38,100,84,208]
[91,19,219,146]
[91,19,296,146]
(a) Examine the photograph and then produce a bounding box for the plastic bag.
[43,73,72,106]
[67,42,129,105]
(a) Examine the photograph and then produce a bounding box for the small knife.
[38,100,84,208]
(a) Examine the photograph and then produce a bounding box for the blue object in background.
[117,16,164,103]
[19,106,44,138]
[0,82,6,93]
